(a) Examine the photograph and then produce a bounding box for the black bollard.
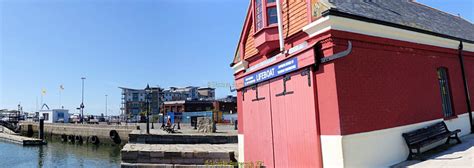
[212,122,217,133]
[177,122,181,130]
[39,117,44,140]
[234,120,238,130]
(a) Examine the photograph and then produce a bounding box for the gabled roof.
[327,0,474,42]
[231,0,474,66]
[232,2,253,66]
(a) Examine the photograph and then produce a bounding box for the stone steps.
[129,134,237,144]
[121,143,238,167]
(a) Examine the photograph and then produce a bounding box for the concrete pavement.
[392,134,474,168]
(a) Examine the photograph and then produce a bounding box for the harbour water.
[0,137,122,168]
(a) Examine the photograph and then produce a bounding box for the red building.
[231,0,474,167]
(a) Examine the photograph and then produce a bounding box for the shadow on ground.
[391,134,474,168]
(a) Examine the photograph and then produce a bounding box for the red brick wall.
[329,30,474,135]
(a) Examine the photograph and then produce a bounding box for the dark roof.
[326,0,474,42]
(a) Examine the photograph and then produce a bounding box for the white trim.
[320,113,472,168]
[320,135,345,168]
[246,54,283,72]
[303,15,474,52]
[232,61,249,74]
[238,134,245,163]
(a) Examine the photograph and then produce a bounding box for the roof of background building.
[163,100,214,105]
[119,87,161,91]
[326,0,474,42]
[197,87,215,90]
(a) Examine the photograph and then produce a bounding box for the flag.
[60,85,64,90]
[41,89,47,95]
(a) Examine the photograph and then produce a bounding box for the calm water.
[0,137,122,168]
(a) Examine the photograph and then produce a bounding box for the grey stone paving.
[392,134,474,168]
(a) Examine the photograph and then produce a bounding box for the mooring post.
[39,116,44,140]
[234,120,238,130]
[212,121,217,133]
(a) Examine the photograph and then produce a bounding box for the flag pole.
[59,88,62,109]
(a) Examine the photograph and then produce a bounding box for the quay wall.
[19,122,137,145]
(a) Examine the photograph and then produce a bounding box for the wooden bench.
[402,121,461,160]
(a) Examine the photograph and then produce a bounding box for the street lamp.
[145,84,151,134]
[151,89,155,129]
[80,77,86,124]
[105,94,108,120]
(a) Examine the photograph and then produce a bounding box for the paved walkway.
[134,123,237,135]
[393,134,474,168]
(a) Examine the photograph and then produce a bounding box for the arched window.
[437,67,454,117]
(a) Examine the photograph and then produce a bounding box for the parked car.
[69,114,81,123]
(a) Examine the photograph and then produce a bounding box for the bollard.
[234,120,238,130]
[177,122,181,130]
[212,122,217,133]
[39,116,44,140]
[27,124,34,137]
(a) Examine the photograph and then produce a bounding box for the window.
[132,93,139,101]
[58,112,64,119]
[267,7,278,25]
[255,0,278,31]
[43,113,49,121]
[437,67,454,118]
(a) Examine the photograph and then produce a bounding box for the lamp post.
[151,89,155,129]
[145,84,151,134]
[80,77,86,124]
[161,108,165,128]
[105,94,108,120]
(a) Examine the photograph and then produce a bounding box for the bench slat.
[402,122,451,146]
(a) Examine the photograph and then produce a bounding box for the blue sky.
[0,0,472,115]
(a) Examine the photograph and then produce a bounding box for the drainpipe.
[458,41,473,133]
[276,0,285,53]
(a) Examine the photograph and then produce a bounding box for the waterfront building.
[39,109,70,123]
[162,96,236,114]
[231,0,474,167]
[197,87,215,100]
[162,100,214,113]
[214,96,237,114]
[119,86,163,120]
[216,95,237,103]
[163,86,216,101]
[163,86,199,101]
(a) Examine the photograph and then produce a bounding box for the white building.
[119,86,163,119]
[163,86,199,101]
[163,86,215,101]
[39,109,69,123]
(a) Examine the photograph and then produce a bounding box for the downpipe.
[458,41,473,133]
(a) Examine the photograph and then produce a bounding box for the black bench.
[402,121,461,160]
